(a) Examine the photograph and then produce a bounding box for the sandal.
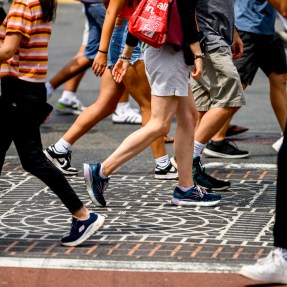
[226,125,249,137]
[164,135,174,144]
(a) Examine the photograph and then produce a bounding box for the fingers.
[93,62,107,77]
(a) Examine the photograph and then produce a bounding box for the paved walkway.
[0,2,286,287]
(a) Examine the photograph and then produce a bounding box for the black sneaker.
[203,139,249,159]
[154,162,178,180]
[171,185,221,206]
[44,144,78,176]
[61,213,105,247]
[193,156,230,191]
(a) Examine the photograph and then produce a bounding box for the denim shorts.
[83,2,106,60]
[108,19,142,68]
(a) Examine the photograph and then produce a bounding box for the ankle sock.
[155,154,170,168]
[99,165,109,179]
[194,140,206,158]
[59,91,77,105]
[177,185,194,192]
[45,82,55,99]
[54,138,72,153]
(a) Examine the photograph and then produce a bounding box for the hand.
[232,30,244,59]
[92,52,107,77]
[112,59,130,83]
[191,58,203,80]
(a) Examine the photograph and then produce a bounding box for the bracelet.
[194,53,205,60]
[119,55,131,61]
[98,49,108,54]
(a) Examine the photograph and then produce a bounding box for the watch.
[194,53,205,60]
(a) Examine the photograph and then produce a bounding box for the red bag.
[128,0,170,48]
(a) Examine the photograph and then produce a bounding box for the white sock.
[45,82,55,99]
[99,164,109,178]
[155,154,170,168]
[116,101,130,113]
[54,138,72,153]
[194,140,206,158]
[58,91,77,105]
[178,185,194,192]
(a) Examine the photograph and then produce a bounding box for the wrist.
[194,53,205,60]
[119,55,131,61]
[98,49,108,54]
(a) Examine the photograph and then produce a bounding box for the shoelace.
[69,218,78,235]
[194,184,208,198]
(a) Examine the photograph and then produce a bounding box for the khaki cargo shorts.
[190,47,246,111]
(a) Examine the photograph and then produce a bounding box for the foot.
[226,124,249,137]
[192,156,231,191]
[154,161,178,180]
[171,185,221,207]
[56,98,86,115]
[239,248,287,284]
[112,103,142,124]
[203,139,249,159]
[61,213,105,247]
[44,144,78,176]
[83,163,110,207]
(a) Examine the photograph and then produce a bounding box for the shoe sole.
[83,163,106,207]
[43,150,78,176]
[61,214,105,247]
[171,198,221,207]
[203,149,250,159]
[238,269,287,284]
[112,121,142,125]
[154,173,179,180]
[205,184,230,191]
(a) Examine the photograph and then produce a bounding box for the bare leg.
[122,61,167,158]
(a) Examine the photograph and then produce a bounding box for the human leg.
[238,123,287,284]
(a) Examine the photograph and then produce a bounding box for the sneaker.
[239,248,287,284]
[112,103,142,124]
[56,98,86,115]
[155,162,178,180]
[171,185,221,206]
[44,144,78,176]
[272,136,283,153]
[203,139,249,159]
[83,163,110,207]
[192,156,230,191]
[61,213,105,247]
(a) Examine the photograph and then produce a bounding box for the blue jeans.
[108,19,142,67]
[83,2,106,59]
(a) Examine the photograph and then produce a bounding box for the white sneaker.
[56,98,87,115]
[272,136,283,152]
[239,248,287,284]
[112,103,142,124]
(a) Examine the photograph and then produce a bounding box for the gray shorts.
[144,45,190,96]
[190,47,246,111]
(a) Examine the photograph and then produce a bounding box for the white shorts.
[143,45,190,96]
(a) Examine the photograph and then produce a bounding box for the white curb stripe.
[204,162,277,169]
[0,257,241,273]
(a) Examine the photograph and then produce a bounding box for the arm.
[92,0,125,77]
[268,0,287,18]
[232,28,243,59]
[0,32,22,62]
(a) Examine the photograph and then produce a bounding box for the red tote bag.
[128,0,170,48]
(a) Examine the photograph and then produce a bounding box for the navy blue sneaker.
[61,213,105,247]
[171,185,221,206]
[83,163,110,207]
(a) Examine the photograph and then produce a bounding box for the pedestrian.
[84,0,222,207]
[0,0,104,247]
[44,0,178,182]
[184,0,248,188]
[205,0,287,157]
[239,123,287,284]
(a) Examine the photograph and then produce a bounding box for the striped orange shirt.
[0,0,51,82]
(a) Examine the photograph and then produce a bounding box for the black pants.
[274,122,287,249]
[0,77,83,213]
